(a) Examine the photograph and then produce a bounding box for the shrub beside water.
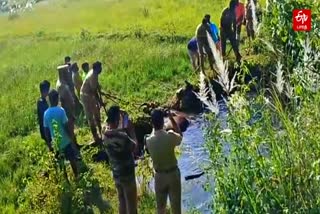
[206,90,320,212]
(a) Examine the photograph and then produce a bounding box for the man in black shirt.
[220,0,242,62]
[103,105,138,214]
[37,80,51,145]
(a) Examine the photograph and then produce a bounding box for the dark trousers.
[115,178,138,214]
[236,24,242,47]
[246,20,255,40]
[197,37,214,71]
[221,29,241,61]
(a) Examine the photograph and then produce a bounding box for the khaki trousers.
[80,93,101,141]
[115,178,138,214]
[155,168,181,214]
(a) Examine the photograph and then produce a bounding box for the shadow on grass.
[60,160,112,214]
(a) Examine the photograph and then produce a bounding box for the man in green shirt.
[146,109,183,214]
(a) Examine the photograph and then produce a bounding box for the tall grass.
[249,0,258,33]
[206,32,237,96]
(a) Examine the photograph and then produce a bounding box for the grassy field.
[0,0,233,213]
[4,0,319,213]
[0,0,228,38]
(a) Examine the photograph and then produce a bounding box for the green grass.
[0,0,231,212]
[0,0,230,38]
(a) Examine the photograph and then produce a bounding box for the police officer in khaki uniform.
[80,61,103,144]
[196,18,215,72]
[56,64,80,150]
[146,109,183,214]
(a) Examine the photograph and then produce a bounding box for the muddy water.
[147,101,228,213]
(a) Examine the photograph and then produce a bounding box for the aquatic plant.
[207,32,238,96]
[249,0,258,34]
[193,70,219,115]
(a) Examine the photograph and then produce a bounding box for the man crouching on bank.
[146,109,183,214]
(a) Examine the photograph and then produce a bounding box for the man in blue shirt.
[204,14,221,53]
[44,89,79,178]
[187,37,200,71]
[204,14,220,44]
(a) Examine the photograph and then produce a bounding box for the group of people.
[187,0,260,72]
[37,56,184,213]
[37,57,104,177]
[34,1,262,213]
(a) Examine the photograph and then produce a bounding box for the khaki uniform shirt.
[146,129,182,171]
[80,70,98,96]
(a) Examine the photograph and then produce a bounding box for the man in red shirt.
[235,0,245,46]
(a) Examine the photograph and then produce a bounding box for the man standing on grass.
[220,0,242,62]
[187,37,200,71]
[44,89,79,178]
[196,18,215,72]
[245,0,260,44]
[103,105,138,214]
[71,62,83,98]
[56,64,81,151]
[37,80,51,145]
[80,61,104,144]
[81,62,90,81]
[235,0,245,46]
[64,56,75,97]
[146,109,183,214]
[64,56,82,117]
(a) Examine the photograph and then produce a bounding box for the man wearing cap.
[146,109,183,214]
[103,105,138,214]
[80,61,104,144]
[56,64,80,150]
[195,18,215,72]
